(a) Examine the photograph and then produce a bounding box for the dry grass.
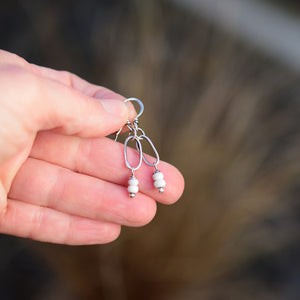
[3,0,300,299]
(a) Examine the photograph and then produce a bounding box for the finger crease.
[63,214,72,244]
[47,167,66,210]
[29,205,43,240]
[74,138,92,174]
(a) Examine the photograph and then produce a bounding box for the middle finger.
[8,157,157,227]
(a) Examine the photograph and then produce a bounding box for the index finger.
[0,50,137,119]
[30,64,137,120]
[30,131,184,205]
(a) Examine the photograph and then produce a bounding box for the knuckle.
[0,65,40,100]
[15,68,40,97]
[0,50,28,67]
[57,70,73,85]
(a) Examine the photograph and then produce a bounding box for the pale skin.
[0,50,184,245]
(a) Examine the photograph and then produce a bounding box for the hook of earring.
[114,97,144,142]
[124,97,144,120]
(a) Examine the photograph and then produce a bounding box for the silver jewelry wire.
[115,97,159,171]
[124,135,143,173]
[138,134,160,168]
[114,97,144,141]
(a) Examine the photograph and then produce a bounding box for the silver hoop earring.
[115,97,166,198]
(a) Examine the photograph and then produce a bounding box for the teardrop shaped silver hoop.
[115,97,166,197]
[139,134,160,168]
[124,135,143,171]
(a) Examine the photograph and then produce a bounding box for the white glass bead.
[154,179,166,188]
[152,171,164,181]
[128,178,139,186]
[128,185,139,194]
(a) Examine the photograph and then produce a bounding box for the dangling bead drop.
[127,174,139,198]
[152,170,166,193]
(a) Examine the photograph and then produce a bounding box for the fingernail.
[101,99,128,118]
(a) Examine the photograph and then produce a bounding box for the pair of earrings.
[115,98,166,198]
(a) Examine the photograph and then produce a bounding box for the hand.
[0,50,184,245]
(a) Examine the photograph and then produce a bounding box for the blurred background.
[1,0,300,299]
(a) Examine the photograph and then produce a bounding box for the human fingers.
[0,50,136,121]
[31,132,185,204]
[0,199,121,245]
[9,158,157,227]
[32,65,123,99]
[29,64,137,121]
[0,50,131,138]
[0,64,129,137]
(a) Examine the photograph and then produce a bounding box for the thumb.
[2,67,129,138]
[34,74,129,137]
[0,50,130,137]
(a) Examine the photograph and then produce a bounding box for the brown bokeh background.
[0,0,299,299]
